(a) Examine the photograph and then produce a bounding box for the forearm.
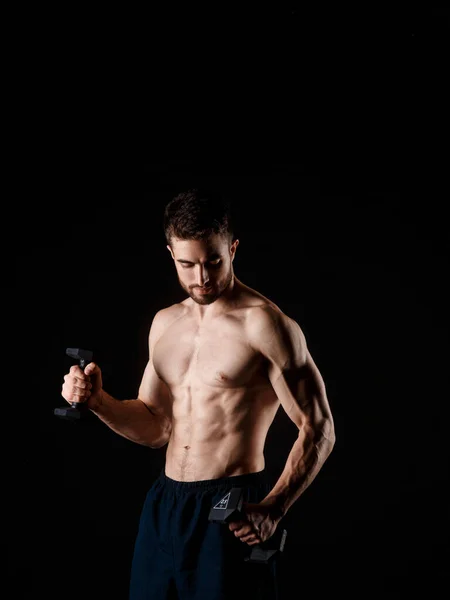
[90,390,171,448]
[263,424,335,518]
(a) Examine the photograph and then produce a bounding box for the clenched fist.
[61,362,103,411]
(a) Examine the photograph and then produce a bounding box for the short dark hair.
[163,188,234,244]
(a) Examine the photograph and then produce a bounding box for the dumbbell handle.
[66,348,93,407]
[54,348,94,420]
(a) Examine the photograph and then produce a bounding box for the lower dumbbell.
[208,487,287,564]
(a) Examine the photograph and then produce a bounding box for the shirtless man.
[61,188,336,600]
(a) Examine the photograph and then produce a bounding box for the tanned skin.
[61,233,336,546]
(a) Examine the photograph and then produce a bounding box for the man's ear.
[230,238,239,261]
[167,244,175,259]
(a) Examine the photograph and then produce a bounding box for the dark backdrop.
[12,7,448,600]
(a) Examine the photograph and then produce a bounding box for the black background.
[11,6,449,599]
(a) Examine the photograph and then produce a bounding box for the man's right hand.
[61,362,103,411]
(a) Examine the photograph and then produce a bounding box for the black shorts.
[129,470,282,600]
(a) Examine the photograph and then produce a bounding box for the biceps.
[138,360,172,417]
[271,360,330,432]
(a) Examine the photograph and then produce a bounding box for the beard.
[179,268,233,305]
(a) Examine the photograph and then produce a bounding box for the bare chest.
[153,319,262,388]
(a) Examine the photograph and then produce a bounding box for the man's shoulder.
[236,280,283,314]
[239,289,303,342]
[245,301,289,330]
[151,302,187,333]
[155,302,186,321]
[244,301,306,359]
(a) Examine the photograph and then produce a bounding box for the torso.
[152,285,281,481]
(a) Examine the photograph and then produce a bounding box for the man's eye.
[209,259,221,267]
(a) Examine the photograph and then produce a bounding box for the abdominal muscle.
[164,384,279,481]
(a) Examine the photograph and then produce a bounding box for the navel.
[184,445,190,450]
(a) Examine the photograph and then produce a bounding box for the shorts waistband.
[160,470,266,491]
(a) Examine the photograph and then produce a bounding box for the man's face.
[167,234,239,305]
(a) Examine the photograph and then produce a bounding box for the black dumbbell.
[208,487,287,564]
[54,348,94,421]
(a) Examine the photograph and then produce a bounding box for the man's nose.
[196,265,210,286]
